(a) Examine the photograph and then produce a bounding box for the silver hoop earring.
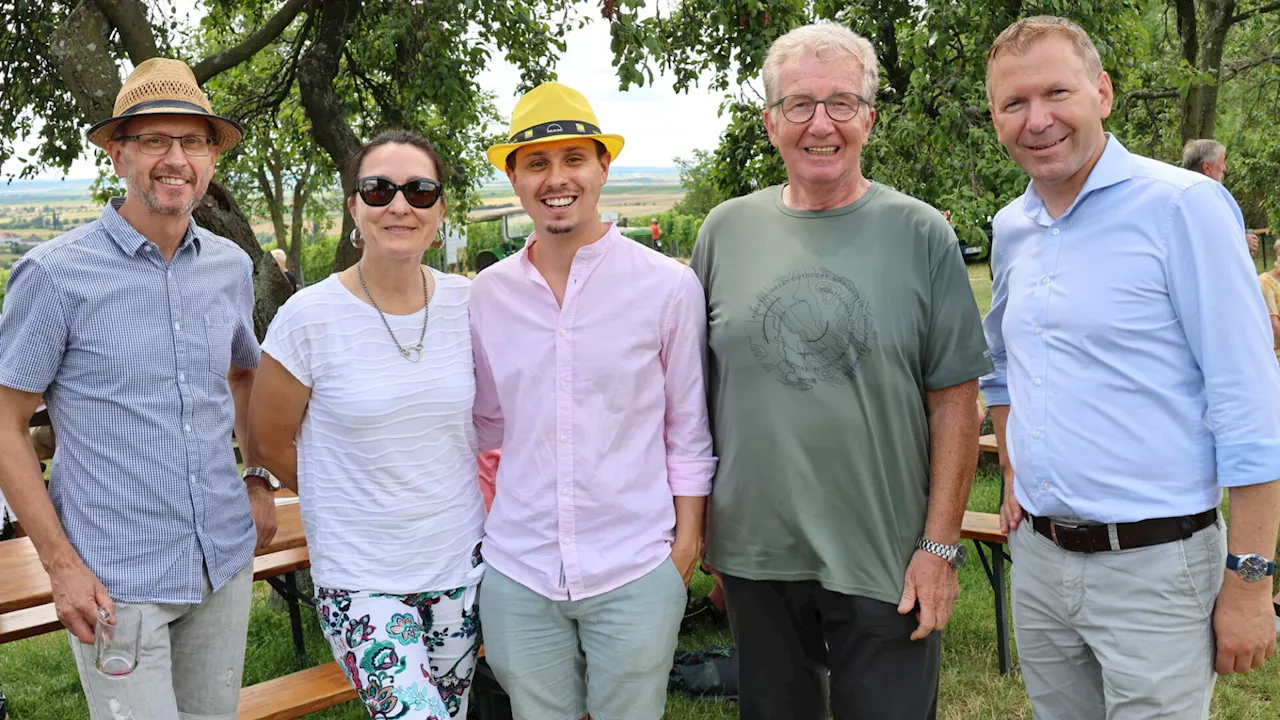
[431,228,444,250]
[349,228,363,249]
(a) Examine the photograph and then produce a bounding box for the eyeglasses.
[355,176,444,209]
[113,134,216,157]
[771,92,871,123]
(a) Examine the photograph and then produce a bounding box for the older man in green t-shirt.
[690,22,991,719]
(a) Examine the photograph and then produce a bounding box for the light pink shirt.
[470,223,716,600]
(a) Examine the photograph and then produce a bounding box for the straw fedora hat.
[86,58,244,151]
[486,82,624,171]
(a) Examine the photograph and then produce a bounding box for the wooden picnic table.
[0,499,302,615]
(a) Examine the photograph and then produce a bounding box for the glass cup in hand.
[95,605,141,677]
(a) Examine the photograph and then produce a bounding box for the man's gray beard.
[545,220,576,235]
[140,187,201,217]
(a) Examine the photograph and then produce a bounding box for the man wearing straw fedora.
[470,82,717,719]
[0,58,272,719]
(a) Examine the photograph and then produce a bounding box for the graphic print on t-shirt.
[748,268,875,391]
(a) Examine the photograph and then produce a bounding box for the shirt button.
[561,536,570,545]
[1042,277,1051,285]
[178,373,186,382]
[1051,228,1060,235]
[559,328,567,336]
[1034,378,1043,386]
[560,381,569,390]
[559,434,568,442]
[189,474,196,482]
[1033,430,1043,438]
[174,321,182,330]
[561,487,570,496]
[1035,326,1044,335]
[1042,482,1051,490]
[184,424,192,432]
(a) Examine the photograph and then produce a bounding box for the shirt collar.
[519,221,621,275]
[1020,133,1134,223]
[101,197,202,257]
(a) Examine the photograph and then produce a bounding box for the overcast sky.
[6,15,733,180]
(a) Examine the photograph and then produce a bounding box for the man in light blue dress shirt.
[0,60,275,719]
[982,16,1280,719]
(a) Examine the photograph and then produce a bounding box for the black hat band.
[509,119,602,143]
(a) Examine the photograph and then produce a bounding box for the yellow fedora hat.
[86,58,244,151]
[486,82,624,170]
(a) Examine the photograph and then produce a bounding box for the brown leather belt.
[1028,508,1217,553]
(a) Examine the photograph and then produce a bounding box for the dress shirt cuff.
[1216,439,1280,487]
[979,380,1010,407]
[667,457,716,497]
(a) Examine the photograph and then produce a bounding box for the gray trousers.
[69,564,253,720]
[1010,518,1225,720]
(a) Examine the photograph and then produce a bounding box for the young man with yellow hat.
[0,58,272,719]
[469,82,717,719]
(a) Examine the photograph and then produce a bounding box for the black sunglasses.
[355,176,444,209]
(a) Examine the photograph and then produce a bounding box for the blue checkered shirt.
[0,198,261,604]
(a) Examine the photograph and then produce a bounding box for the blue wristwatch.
[1226,554,1277,583]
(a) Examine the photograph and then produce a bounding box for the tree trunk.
[257,166,288,248]
[194,182,293,340]
[1179,0,1237,143]
[289,181,309,285]
[50,2,122,123]
[297,0,364,273]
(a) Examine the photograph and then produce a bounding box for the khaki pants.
[1010,518,1225,720]
[69,564,253,720]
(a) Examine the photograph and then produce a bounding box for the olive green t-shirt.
[690,183,992,604]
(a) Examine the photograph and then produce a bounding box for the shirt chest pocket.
[204,311,233,375]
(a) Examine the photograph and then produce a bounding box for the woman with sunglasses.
[247,130,485,719]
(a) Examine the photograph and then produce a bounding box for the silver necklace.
[357,261,429,363]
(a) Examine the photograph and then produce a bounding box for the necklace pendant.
[400,345,423,363]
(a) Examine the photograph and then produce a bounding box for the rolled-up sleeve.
[0,258,68,393]
[1165,181,1280,487]
[979,223,1011,408]
[659,267,716,497]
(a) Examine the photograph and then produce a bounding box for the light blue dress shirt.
[0,198,261,604]
[980,136,1280,523]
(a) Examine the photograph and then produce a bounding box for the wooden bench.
[961,510,1012,675]
[237,648,503,720]
[238,662,357,720]
[0,547,312,645]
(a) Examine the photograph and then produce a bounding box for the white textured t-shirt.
[262,271,486,593]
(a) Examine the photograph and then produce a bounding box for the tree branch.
[1119,88,1180,109]
[91,0,159,63]
[51,1,123,123]
[1232,1,1280,24]
[192,0,310,84]
[1223,51,1280,79]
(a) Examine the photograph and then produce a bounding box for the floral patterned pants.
[315,584,481,719]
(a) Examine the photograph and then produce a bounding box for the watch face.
[952,544,968,569]
[1238,554,1268,582]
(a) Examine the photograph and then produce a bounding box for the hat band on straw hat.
[119,99,211,116]
[509,120,603,143]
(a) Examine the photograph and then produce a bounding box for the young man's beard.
[545,219,577,235]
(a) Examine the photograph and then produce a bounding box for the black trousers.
[721,574,940,720]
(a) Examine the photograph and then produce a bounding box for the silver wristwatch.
[242,466,281,491]
[916,538,967,570]
[1226,553,1276,583]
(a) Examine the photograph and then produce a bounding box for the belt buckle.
[1049,520,1091,552]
